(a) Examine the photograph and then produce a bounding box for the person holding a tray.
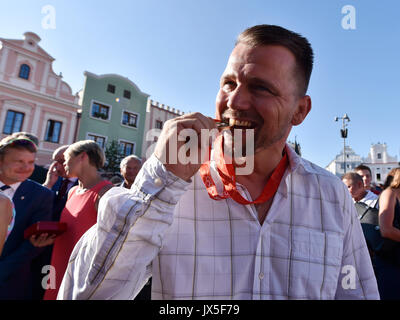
[0,135,53,299]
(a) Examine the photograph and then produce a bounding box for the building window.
[122,111,138,128]
[91,102,110,120]
[377,153,382,159]
[44,120,62,143]
[123,90,131,99]
[18,64,30,80]
[377,173,381,181]
[119,141,135,156]
[107,84,116,94]
[87,134,106,149]
[3,110,24,134]
[155,120,163,129]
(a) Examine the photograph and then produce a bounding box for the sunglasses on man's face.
[0,138,38,152]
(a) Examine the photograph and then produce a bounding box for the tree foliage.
[104,139,124,173]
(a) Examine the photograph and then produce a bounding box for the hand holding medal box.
[24,221,67,239]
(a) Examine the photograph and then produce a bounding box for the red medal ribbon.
[199,135,289,205]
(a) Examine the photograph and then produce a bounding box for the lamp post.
[335,113,350,174]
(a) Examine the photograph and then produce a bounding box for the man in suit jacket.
[10,132,48,184]
[0,135,53,299]
[42,145,78,221]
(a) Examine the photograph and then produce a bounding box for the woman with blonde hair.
[41,140,113,300]
[374,167,400,299]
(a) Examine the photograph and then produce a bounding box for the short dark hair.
[341,172,363,186]
[11,132,39,146]
[236,24,314,96]
[355,164,372,175]
[0,135,37,159]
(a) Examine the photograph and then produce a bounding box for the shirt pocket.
[290,227,343,299]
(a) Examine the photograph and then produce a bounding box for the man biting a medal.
[58,25,379,300]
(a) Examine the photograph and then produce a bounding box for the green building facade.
[77,71,148,158]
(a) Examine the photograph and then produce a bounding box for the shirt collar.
[277,144,320,199]
[208,143,309,199]
[0,181,22,193]
[285,142,320,175]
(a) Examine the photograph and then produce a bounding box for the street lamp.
[335,113,350,174]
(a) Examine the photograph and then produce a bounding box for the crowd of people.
[0,133,145,299]
[0,24,398,300]
[342,165,400,300]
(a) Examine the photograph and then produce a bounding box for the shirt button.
[154,178,163,187]
[259,272,264,280]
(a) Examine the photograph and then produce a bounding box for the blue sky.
[1,0,399,168]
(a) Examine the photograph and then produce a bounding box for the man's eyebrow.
[220,73,278,88]
[220,73,234,83]
[248,77,280,93]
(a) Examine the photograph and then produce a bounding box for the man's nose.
[22,162,33,171]
[227,85,251,110]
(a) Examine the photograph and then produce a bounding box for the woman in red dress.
[43,140,113,300]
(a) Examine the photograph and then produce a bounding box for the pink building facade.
[0,31,80,166]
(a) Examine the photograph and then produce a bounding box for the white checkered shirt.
[58,145,379,300]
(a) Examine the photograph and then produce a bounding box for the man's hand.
[30,233,57,247]
[43,161,60,189]
[153,112,217,181]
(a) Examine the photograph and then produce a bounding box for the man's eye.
[222,81,235,90]
[252,84,270,93]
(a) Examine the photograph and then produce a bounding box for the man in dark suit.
[0,135,53,300]
[42,145,78,221]
[10,132,48,184]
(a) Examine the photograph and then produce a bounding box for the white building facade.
[362,143,398,185]
[326,143,399,185]
[325,146,362,178]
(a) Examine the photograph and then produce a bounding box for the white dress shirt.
[58,145,379,300]
[358,190,379,208]
[0,181,22,199]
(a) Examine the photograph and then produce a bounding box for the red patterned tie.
[57,179,70,199]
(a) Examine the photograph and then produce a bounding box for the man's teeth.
[229,119,253,127]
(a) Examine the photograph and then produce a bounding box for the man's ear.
[291,95,312,126]
[79,152,88,162]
